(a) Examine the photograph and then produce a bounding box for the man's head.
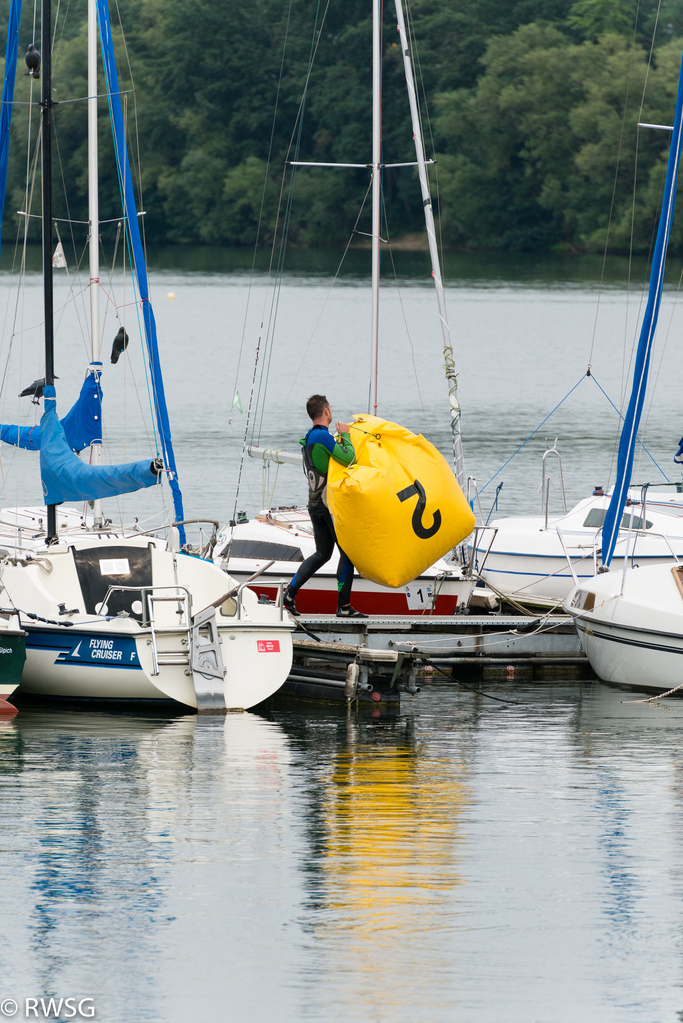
[306,394,331,425]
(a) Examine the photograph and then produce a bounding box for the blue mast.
[0,0,22,251]
[601,49,683,568]
[96,0,186,545]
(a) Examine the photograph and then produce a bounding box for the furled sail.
[39,386,159,505]
[601,49,683,567]
[0,368,102,452]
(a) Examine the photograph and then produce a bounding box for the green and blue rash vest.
[301,424,355,507]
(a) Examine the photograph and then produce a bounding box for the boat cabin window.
[220,539,304,562]
[582,508,652,530]
[71,544,153,621]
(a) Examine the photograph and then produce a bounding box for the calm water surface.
[2,681,683,1021]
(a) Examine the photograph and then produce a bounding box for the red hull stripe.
[251,585,458,616]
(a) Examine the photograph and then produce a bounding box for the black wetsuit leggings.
[289,501,354,607]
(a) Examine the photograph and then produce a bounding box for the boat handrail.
[172,519,220,559]
[586,527,681,575]
[466,477,484,525]
[101,583,193,627]
[467,525,498,577]
[100,583,193,676]
[235,579,286,621]
[541,440,567,524]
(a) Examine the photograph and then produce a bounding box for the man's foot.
[283,590,300,617]
[336,604,368,618]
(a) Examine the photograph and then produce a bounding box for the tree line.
[1,0,683,253]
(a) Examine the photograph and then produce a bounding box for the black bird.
[19,376,58,403]
[24,44,40,79]
[110,326,129,364]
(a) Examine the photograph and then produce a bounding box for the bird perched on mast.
[19,377,58,403]
[110,327,129,365]
[24,44,40,79]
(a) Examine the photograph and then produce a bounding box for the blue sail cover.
[0,0,22,251]
[0,368,103,451]
[601,50,683,567]
[40,387,157,505]
[97,0,186,544]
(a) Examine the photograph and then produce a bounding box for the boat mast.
[41,0,57,542]
[369,0,381,415]
[393,0,465,488]
[88,0,103,528]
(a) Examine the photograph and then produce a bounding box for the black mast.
[41,0,56,542]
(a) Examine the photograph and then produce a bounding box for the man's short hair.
[306,394,330,420]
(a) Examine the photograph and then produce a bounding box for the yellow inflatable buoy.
[327,415,475,588]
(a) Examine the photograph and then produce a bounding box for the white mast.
[393,0,465,488]
[369,0,381,415]
[88,0,103,527]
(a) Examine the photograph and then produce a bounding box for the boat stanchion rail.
[171,519,221,559]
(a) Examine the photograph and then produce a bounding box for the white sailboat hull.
[564,563,683,693]
[3,534,294,710]
[18,621,293,709]
[575,616,683,691]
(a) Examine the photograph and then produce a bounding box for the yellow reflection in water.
[314,721,469,1014]
[316,724,466,937]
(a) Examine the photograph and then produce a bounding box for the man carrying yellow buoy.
[283,395,368,618]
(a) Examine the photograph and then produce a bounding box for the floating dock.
[279,614,590,705]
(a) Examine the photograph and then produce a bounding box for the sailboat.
[217,0,480,617]
[0,0,294,711]
[563,44,683,693]
[471,481,683,609]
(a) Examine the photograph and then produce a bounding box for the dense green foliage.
[3,0,683,251]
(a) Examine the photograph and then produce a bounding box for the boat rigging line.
[229,0,331,528]
[228,0,294,428]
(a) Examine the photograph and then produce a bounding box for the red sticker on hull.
[257,640,281,653]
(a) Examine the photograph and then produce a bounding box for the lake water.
[3,680,683,1022]
[1,246,683,530]
[3,249,683,1022]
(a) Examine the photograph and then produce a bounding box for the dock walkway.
[281,614,588,705]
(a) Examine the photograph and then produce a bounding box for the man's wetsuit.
[287,424,356,607]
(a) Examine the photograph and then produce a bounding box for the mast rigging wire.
[585,0,644,374]
[229,0,294,425]
[229,0,331,525]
